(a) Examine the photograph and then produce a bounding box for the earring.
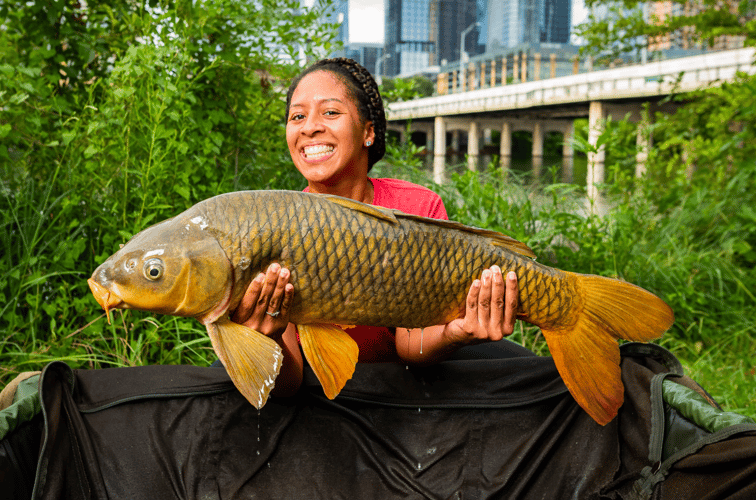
[365,140,372,147]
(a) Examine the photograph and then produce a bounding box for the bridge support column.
[587,101,606,203]
[467,121,479,171]
[532,121,544,179]
[451,130,460,152]
[562,121,574,183]
[433,116,446,184]
[635,109,652,178]
[500,122,512,170]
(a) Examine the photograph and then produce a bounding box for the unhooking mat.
[1,343,755,499]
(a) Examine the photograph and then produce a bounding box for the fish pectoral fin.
[207,318,283,409]
[298,323,359,399]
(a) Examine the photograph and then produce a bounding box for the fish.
[88,190,674,425]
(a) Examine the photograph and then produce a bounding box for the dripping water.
[419,328,424,354]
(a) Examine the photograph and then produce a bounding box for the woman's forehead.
[291,71,355,105]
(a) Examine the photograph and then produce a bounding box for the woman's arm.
[395,266,519,365]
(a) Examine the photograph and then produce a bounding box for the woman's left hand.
[442,265,518,346]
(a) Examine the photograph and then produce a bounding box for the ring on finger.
[266,310,281,317]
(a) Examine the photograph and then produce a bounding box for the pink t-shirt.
[303,178,448,362]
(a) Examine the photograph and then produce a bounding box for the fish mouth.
[87,278,123,324]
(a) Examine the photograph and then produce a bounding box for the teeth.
[304,145,334,159]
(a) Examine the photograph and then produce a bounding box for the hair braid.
[285,58,387,171]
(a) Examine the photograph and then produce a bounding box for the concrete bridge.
[385,47,755,200]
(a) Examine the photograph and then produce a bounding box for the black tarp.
[3,343,756,499]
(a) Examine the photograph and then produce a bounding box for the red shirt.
[304,178,448,362]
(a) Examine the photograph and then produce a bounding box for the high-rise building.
[324,0,350,57]
[345,43,385,76]
[385,0,483,77]
[485,0,571,51]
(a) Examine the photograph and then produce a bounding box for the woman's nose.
[301,113,325,135]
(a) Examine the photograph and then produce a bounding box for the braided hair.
[285,57,387,171]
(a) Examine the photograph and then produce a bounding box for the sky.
[304,0,589,45]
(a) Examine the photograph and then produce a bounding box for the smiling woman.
[229,57,523,399]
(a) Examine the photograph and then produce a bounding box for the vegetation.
[2,0,754,420]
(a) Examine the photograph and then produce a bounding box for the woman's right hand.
[231,263,294,339]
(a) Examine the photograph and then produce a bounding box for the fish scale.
[88,189,674,425]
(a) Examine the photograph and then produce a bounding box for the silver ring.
[266,310,281,317]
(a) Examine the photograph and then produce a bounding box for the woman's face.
[286,71,375,187]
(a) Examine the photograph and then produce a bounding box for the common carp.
[88,190,674,425]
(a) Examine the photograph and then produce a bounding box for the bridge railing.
[388,48,755,120]
[435,44,754,96]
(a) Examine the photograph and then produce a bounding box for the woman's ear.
[363,121,375,147]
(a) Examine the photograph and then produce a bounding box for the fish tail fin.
[542,273,674,425]
[298,324,359,399]
[207,319,283,409]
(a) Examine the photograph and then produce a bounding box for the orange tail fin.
[207,318,283,409]
[542,274,674,425]
[298,323,359,399]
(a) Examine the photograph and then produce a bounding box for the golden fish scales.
[88,190,674,425]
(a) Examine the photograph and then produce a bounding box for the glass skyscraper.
[385,0,483,76]
[485,0,571,51]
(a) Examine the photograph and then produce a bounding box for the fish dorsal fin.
[206,318,283,409]
[298,323,359,399]
[315,193,534,258]
[318,194,398,224]
[389,210,536,259]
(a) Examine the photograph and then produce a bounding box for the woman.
[231,58,522,395]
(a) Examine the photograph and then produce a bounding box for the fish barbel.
[88,190,674,425]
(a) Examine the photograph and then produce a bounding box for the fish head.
[88,218,234,323]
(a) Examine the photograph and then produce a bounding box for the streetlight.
[375,53,391,85]
[460,22,480,91]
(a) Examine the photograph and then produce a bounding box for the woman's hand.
[395,265,519,364]
[231,263,294,339]
[442,265,518,346]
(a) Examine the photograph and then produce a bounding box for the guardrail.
[387,48,755,121]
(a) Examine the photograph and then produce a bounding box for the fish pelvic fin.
[207,318,283,409]
[298,324,359,399]
[542,274,674,426]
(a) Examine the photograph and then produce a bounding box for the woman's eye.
[324,110,340,116]
[290,113,305,121]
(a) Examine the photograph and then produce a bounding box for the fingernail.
[492,266,502,282]
[254,273,264,283]
[280,268,289,279]
[508,271,517,281]
[482,269,491,284]
[269,263,280,273]
[472,279,481,288]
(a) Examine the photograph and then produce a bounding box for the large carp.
[88,190,674,425]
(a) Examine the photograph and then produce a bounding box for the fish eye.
[143,259,164,281]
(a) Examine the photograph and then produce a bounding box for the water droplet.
[416,463,422,470]
[256,450,260,455]
[419,328,424,354]
[417,408,421,413]
[426,447,437,455]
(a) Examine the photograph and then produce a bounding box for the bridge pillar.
[433,116,446,184]
[587,101,607,202]
[532,121,544,179]
[562,121,575,183]
[451,130,460,152]
[635,109,652,178]
[467,121,479,171]
[500,121,512,170]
